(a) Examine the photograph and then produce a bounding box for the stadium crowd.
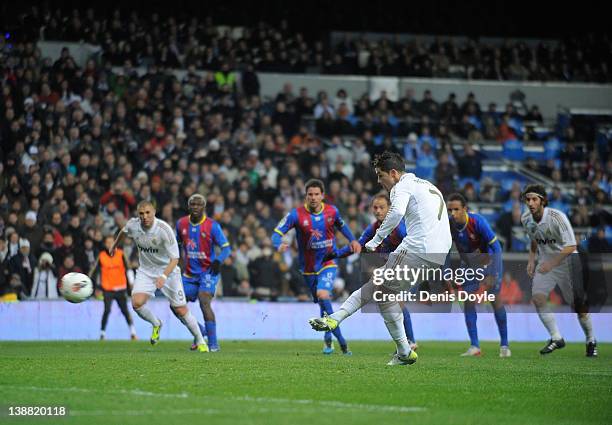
[9,6,612,83]
[1,14,611,302]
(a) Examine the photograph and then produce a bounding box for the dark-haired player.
[272,179,360,355]
[447,193,509,357]
[310,152,452,365]
[521,184,597,356]
[326,193,417,350]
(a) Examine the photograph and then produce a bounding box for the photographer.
[30,252,59,299]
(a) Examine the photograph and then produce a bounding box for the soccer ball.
[60,272,94,303]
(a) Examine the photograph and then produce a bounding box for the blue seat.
[502,139,525,161]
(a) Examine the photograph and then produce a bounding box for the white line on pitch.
[0,385,427,413]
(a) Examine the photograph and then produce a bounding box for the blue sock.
[464,303,479,348]
[494,307,508,346]
[320,300,347,348]
[198,322,207,340]
[320,304,332,345]
[401,305,415,342]
[205,321,217,347]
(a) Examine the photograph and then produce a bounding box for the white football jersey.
[521,207,577,256]
[122,217,180,275]
[369,173,452,264]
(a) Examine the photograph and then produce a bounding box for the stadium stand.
[1,7,611,303]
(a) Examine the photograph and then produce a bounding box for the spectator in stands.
[30,252,59,299]
[435,152,457,196]
[456,143,483,180]
[548,187,571,216]
[248,247,282,301]
[497,203,523,252]
[314,92,335,119]
[499,272,524,304]
[587,227,612,253]
[58,254,83,277]
[8,239,36,295]
[414,141,437,181]
[332,89,354,116]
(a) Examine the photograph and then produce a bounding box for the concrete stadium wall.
[258,73,612,120]
[1,300,611,342]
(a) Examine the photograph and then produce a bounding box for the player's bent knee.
[171,305,188,316]
[531,294,547,308]
[198,292,213,305]
[316,290,330,300]
[131,294,147,310]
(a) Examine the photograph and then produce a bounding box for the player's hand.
[210,260,221,275]
[364,241,377,252]
[155,276,167,289]
[527,260,536,278]
[322,250,337,262]
[481,275,494,291]
[350,240,362,254]
[443,280,455,293]
[278,243,289,253]
[537,260,554,274]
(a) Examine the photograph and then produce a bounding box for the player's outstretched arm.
[87,255,100,280]
[333,207,361,254]
[110,231,127,256]
[366,189,408,251]
[272,210,296,252]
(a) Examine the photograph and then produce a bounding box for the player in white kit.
[521,184,597,357]
[309,152,452,365]
[110,201,208,352]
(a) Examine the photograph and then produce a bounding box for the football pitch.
[0,341,610,425]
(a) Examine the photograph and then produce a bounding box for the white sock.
[179,311,205,345]
[330,280,375,323]
[134,306,161,327]
[536,308,561,340]
[578,313,595,342]
[379,299,410,356]
[129,324,136,335]
[100,330,106,336]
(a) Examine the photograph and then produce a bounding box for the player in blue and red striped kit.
[176,194,231,352]
[272,179,361,355]
[447,193,510,358]
[325,193,417,349]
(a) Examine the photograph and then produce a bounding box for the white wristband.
[160,274,168,281]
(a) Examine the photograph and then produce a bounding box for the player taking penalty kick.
[325,193,417,350]
[272,179,361,355]
[110,201,208,352]
[310,152,452,365]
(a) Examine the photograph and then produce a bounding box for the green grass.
[0,341,611,425]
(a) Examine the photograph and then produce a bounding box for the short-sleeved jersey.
[122,217,180,274]
[369,173,452,263]
[176,215,230,276]
[361,220,406,253]
[451,212,500,254]
[521,207,577,256]
[274,203,346,274]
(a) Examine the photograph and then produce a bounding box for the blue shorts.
[303,267,336,300]
[182,273,219,301]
